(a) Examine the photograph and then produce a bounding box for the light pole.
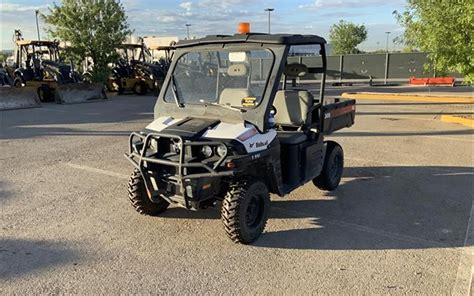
[185,24,191,40]
[264,8,274,34]
[35,10,41,40]
[385,31,391,53]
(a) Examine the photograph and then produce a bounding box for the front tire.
[313,141,344,191]
[221,180,270,244]
[128,168,169,215]
[13,77,25,87]
[37,85,54,102]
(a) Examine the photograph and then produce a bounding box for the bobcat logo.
[249,140,268,149]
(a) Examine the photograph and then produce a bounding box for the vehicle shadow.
[0,180,12,203]
[357,111,474,116]
[161,166,473,250]
[0,238,80,280]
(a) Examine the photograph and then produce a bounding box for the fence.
[250,52,463,84]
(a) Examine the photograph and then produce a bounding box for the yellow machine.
[5,30,105,103]
[107,43,165,95]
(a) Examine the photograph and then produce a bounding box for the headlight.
[216,144,227,157]
[150,74,154,80]
[201,145,213,158]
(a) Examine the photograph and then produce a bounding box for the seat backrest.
[220,88,249,107]
[219,63,250,107]
[273,90,313,127]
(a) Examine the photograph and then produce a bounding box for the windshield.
[164,48,273,108]
[22,44,59,64]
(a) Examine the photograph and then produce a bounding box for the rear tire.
[313,141,344,191]
[133,81,148,95]
[128,168,169,216]
[221,180,270,244]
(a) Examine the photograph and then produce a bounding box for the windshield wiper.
[199,100,246,113]
[170,75,184,108]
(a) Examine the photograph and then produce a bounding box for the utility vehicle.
[107,42,166,95]
[125,33,356,244]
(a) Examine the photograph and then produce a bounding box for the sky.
[0,0,406,51]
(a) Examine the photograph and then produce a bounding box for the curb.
[440,115,474,128]
[341,92,473,103]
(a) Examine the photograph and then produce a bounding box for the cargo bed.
[313,98,356,135]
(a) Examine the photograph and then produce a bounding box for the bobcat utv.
[125,33,356,244]
[7,30,105,103]
[107,43,165,95]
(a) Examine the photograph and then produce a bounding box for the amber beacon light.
[238,22,250,34]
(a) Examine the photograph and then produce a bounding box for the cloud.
[0,3,47,12]
[0,2,51,50]
[298,0,403,9]
[179,1,193,15]
[197,0,253,9]
[159,15,177,23]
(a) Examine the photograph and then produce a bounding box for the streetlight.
[264,8,274,34]
[185,24,192,40]
[35,10,41,40]
[385,31,391,53]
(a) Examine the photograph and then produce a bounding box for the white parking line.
[66,162,129,179]
[348,129,473,143]
[272,206,450,249]
[452,200,474,296]
[346,157,472,173]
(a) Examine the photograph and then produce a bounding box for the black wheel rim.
[329,154,342,180]
[245,194,264,229]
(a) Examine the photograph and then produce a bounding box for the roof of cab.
[175,33,326,48]
[16,40,57,46]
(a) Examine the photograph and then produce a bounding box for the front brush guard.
[124,132,233,209]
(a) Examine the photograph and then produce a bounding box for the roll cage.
[154,33,328,132]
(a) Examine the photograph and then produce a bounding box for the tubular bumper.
[124,132,233,209]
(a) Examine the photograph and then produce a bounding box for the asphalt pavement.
[0,92,473,294]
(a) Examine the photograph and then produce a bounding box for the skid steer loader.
[5,30,106,104]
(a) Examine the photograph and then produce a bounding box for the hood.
[147,117,220,139]
[145,116,277,153]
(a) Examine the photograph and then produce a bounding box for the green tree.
[329,20,368,54]
[43,0,132,82]
[394,0,473,83]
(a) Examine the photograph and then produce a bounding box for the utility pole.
[376,41,380,51]
[264,8,274,34]
[185,24,191,40]
[385,31,391,53]
[35,10,41,40]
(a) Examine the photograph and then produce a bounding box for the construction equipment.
[149,43,175,73]
[6,29,106,104]
[1,54,41,111]
[107,42,166,95]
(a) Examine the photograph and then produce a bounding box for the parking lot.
[1,89,473,294]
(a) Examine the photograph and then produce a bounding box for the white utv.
[125,33,356,244]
